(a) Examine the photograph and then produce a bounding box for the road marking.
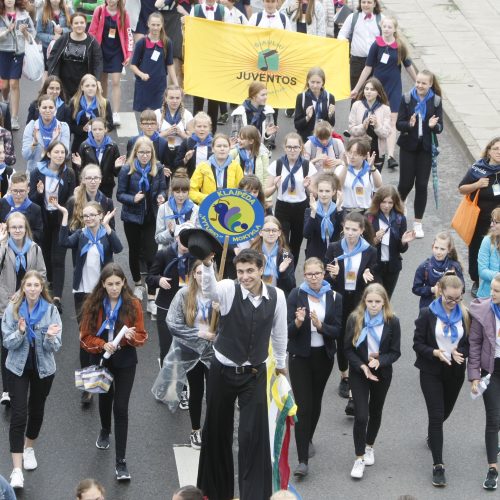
[116,112,138,138]
[173,444,199,487]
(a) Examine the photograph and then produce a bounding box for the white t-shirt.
[308,295,326,347]
[379,218,390,262]
[268,160,317,203]
[155,108,194,148]
[367,323,383,355]
[336,165,375,210]
[76,245,101,293]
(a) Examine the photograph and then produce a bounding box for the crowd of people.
[0,0,497,498]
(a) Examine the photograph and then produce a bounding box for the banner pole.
[209,235,229,332]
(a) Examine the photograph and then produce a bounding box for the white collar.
[241,281,269,300]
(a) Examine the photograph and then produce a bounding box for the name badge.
[346,270,356,283]
[288,187,296,196]
[355,186,364,196]
[380,52,390,64]
[151,50,161,62]
[108,27,116,38]
[178,275,189,287]
[493,183,500,197]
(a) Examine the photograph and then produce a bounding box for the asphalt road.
[0,68,487,500]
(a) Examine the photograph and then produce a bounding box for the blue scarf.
[238,147,255,175]
[348,160,370,189]
[361,98,382,121]
[337,237,370,272]
[38,116,58,149]
[80,226,106,262]
[469,158,500,180]
[355,310,384,348]
[96,296,123,338]
[19,298,49,344]
[8,237,32,272]
[280,155,303,194]
[299,280,331,299]
[411,87,434,122]
[378,210,400,240]
[191,133,212,147]
[428,256,450,282]
[55,96,64,109]
[87,131,112,158]
[140,130,160,142]
[429,296,462,343]
[262,242,279,279]
[305,89,328,120]
[165,107,181,125]
[177,252,188,281]
[5,195,32,214]
[134,159,151,192]
[316,201,336,243]
[164,195,194,223]
[209,154,231,188]
[308,135,332,155]
[37,161,65,186]
[243,99,266,130]
[76,95,98,125]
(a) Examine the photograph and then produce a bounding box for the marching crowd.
[0,0,497,498]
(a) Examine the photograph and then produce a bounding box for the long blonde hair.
[127,136,158,177]
[71,74,108,122]
[12,270,53,319]
[70,164,102,231]
[291,0,316,25]
[6,212,33,241]
[184,260,203,328]
[351,283,394,346]
[384,17,409,65]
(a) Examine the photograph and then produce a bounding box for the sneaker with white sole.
[10,468,23,489]
[190,430,201,450]
[179,390,189,410]
[112,112,121,126]
[414,222,424,239]
[23,447,37,470]
[351,458,365,479]
[147,300,157,319]
[364,446,374,466]
[115,459,131,481]
[133,285,145,301]
[1,391,10,406]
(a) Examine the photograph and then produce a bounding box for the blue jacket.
[2,301,62,378]
[478,235,500,298]
[59,225,123,290]
[117,163,167,224]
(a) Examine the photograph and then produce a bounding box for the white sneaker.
[11,117,19,130]
[351,458,365,478]
[190,430,202,450]
[23,447,37,470]
[364,446,375,466]
[1,391,10,405]
[414,222,424,239]
[10,468,23,488]
[133,285,145,301]
[113,112,121,126]
[147,300,157,319]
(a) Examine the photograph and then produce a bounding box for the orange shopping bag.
[451,190,480,246]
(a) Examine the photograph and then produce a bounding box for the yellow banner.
[184,17,350,108]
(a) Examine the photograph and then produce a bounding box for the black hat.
[179,228,222,260]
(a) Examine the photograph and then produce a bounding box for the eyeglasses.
[137,151,152,156]
[261,228,280,233]
[11,189,26,195]
[84,176,101,182]
[83,213,99,219]
[304,272,324,279]
[141,122,157,127]
[9,226,24,231]
[194,271,203,276]
[443,294,463,304]
[490,147,500,152]
[285,145,301,151]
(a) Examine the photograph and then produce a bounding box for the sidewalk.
[382,0,500,160]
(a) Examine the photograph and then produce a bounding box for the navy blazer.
[303,207,343,260]
[127,135,169,168]
[344,314,401,378]
[413,307,469,376]
[59,225,123,289]
[396,94,443,152]
[324,241,378,298]
[293,91,336,142]
[366,212,408,274]
[0,198,43,245]
[78,140,121,191]
[26,100,71,125]
[287,287,343,360]
[175,137,213,178]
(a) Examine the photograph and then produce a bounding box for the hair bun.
[173,167,189,179]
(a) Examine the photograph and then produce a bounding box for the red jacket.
[88,5,133,62]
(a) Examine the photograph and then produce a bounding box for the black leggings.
[186,361,209,430]
[483,359,500,464]
[156,307,172,367]
[74,292,91,369]
[350,368,392,456]
[397,146,432,219]
[419,367,464,465]
[42,211,67,298]
[274,199,307,264]
[338,291,362,373]
[99,365,136,461]
[8,369,54,453]
[468,215,491,283]
[289,348,334,463]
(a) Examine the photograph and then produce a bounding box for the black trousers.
[74,292,91,369]
[374,262,400,298]
[338,291,361,373]
[274,199,308,265]
[350,367,392,456]
[187,361,209,430]
[468,215,491,282]
[397,146,432,219]
[99,364,136,461]
[197,357,271,500]
[8,369,54,453]
[483,358,500,464]
[42,211,67,298]
[156,307,172,366]
[289,347,334,463]
[350,56,367,92]
[123,220,157,293]
[193,97,219,134]
[419,367,464,465]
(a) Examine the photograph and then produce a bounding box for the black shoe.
[338,377,350,399]
[53,298,63,314]
[285,108,294,118]
[471,281,479,298]
[96,429,110,450]
[387,157,398,170]
[345,398,355,416]
[115,459,131,481]
[81,391,93,406]
[484,467,498,490]
[293,462,308,478]
[308,441,315,458]
[432,465,446,487]
[217,112,229,125]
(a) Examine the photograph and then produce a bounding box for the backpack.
[276,158,309,178]
[403,92,441,108]
[309,138,340,159]
[348,12,382,41]
[256,11,287,29]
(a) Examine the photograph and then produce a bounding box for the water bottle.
[471,374,491,400]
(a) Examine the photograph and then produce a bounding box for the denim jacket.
[2,301,62,378]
